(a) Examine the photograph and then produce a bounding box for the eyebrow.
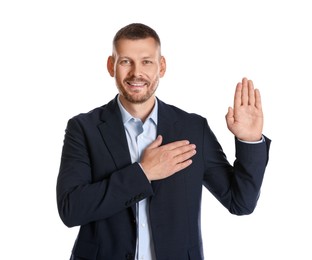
[118,55,156,60]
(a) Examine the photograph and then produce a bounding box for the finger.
[147,135,163,149]
[173,159,193,173]
[241,77,248,105]
[248,79,255,106]
[161,139,191,151]
[174,148,196,163]
[171,144,196,158]
[234,82,242,109]
[255,88,262,109]
[163,144,196,160]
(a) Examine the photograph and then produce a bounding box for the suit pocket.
[188,245,203,260]
[72,240,99,260]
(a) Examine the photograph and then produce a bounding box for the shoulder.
[70,106,105,124]
[157,98,205,122]
[69,97,118,124]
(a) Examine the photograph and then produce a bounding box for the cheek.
[115,68,129,79]
[147,67,161,79]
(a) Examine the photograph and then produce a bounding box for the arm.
[203,122,271,215]
[204,78,271,214]
[56,118,153,227]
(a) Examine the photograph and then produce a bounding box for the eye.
[142,60,153,65]
[119,59,131,66]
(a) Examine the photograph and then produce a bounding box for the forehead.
[114,37,161,57]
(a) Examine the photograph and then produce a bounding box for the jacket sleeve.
[56,117,153,227]
[202,119,271,215]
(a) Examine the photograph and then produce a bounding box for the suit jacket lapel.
[151,98,181,192]
[97,97,136,216]
[97,96,132,170]
[157,99,180,144]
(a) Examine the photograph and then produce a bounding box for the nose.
[131,63,143,78]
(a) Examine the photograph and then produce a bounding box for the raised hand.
[225,77,263,142]
[140,135,196,181]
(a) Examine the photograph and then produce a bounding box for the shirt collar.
[117,95,158,125]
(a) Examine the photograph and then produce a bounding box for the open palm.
[226,78,263,142]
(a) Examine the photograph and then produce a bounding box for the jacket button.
[125,253,134,259]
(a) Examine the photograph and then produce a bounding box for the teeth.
[130,82,144,86]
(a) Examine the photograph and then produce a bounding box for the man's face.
[107,37,166,104]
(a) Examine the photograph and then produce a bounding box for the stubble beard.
[118,79,159,104]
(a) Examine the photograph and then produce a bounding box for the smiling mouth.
[126,81,148,88]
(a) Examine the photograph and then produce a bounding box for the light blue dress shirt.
[117,96,157,260]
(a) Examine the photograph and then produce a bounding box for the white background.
[1,0,311,259]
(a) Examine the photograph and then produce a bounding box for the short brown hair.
[113,23,161,48]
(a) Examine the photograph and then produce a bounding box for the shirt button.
[141,223,146,228]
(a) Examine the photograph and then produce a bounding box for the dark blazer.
[57,96,270,260]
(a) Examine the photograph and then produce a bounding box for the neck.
[119,95,155,122]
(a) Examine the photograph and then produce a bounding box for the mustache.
[125,77,149,83]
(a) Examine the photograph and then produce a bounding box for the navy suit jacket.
[57,96,271,260]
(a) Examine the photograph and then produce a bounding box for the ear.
[159,56,166,78]
[107,56,115,77]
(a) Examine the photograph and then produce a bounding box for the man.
[57,23,271,260]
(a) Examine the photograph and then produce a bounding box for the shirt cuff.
[237,135,265,144]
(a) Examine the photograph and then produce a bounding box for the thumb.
[147,135,163,149]
[225,107,234,126]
